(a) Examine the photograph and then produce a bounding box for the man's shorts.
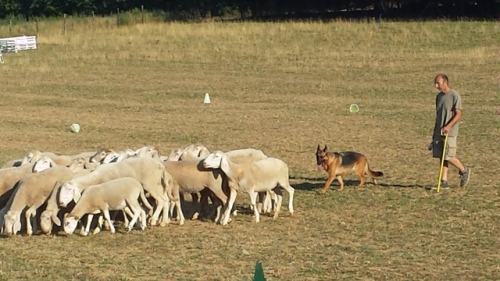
[432,136,457,160]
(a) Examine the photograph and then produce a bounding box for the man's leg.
[441,161,449,182]
[445,136,471,187]
[447,157,465,172]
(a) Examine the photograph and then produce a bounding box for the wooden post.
[92,11,95,27]
[63,13,66,35]
[35,17,39,37]
[9,19,12,37]
[141,5,144,24]
[116,8,120,26]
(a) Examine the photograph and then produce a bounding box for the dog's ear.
[323,145,327,152]
[316,144,321,152]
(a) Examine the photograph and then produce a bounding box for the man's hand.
[441,125,451,135]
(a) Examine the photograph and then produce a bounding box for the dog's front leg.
[336,176,345,191]
[318,173,336,194]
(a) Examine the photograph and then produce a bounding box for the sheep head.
[3,211,20,236]
[63,213,79,235]
[135,146,159,159]
[103,151,120,164]
[40,210,61,234]
[167,148,184,161]
[89,148,114,163]
[68,157,87,172]
[32,156,55,173]
[203,151,227,170]
[59,182,80,207]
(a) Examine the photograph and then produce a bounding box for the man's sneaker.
[430,180,449,190]
[459,167,471,187]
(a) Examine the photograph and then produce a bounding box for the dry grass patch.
[0,19,498,280]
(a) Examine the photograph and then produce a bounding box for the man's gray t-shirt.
[434,89,462,138]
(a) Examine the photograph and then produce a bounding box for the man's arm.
[442,109,462,134]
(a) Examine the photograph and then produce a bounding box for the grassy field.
[0,18,499,280]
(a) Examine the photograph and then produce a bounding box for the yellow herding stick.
[436,133,449,193]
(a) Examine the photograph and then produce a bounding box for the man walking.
[431,73,471,188]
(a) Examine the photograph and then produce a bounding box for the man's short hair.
[436,73,449,83]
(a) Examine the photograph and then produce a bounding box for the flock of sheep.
[0,144,295,236]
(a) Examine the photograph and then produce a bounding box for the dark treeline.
[0,0,499,21]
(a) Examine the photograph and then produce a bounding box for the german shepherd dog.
[316,145,383,194]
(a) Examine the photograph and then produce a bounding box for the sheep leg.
[191,192,201,220]
[126,206,141,233]
[122,207,134,228]
[272,188,283,220]
[169,192,183,221]
[174,198,185,226]
[161,199,171,226]
[206,187,228,224]
[248,191,260,223]
[82,214,95,236]
[25,207,37,236]
[150,196,165,226]
[280,183,295,215]
[257,192,266,214]
[102,210,115,234]
[92,215,104,235]
[221,189,237,225]
[139,207,147,230]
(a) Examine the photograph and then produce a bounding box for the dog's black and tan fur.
[316,145,383,194]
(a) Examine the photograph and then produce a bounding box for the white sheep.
[1,158,23,168]
[135,145,161,160]
[21,150,96,166]
[163,159,230,225]
[166,148,184,161]
[88,148,115,164]
[183,143,210,159]
[194,148,273,219]
[3,165,76,236]
[63,177,148,235]
[37,157,94,235]
[21,150,58,165]
[0,163,37,210]
[58,157,173,227]
[203,151,295,225]
[223,148,274,215]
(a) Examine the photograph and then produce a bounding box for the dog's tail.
[365,165,383,178]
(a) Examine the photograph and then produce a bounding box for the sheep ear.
[52,214,61,226]
[73,190,81,202]
[220,155,229,172]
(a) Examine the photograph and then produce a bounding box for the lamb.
[63,177,148,235]
[2,165,76,236]
[58,157,173,227]
[203,151,295,225]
